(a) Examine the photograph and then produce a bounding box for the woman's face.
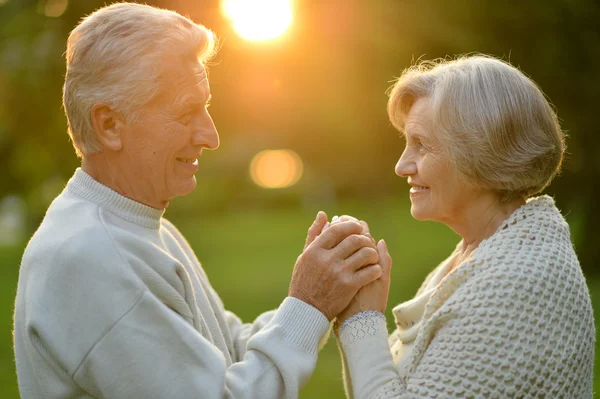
[395,97,483,224]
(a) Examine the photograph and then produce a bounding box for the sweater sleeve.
[74,293,329,399]
[224,309,276,361]
[225,309,333,363]
[337,313,398,399]
[338,269,596,399]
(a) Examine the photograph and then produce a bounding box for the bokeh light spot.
[250,149,303,188]
[44,0,68,18]
[222,0,293,41]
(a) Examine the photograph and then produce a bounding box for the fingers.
[377,239,392,280]
[331,215,370,235]
[352,264,383,287]
[304,211,328,250]
[334,215,358,223]
[344,246,379,270]
[357,220,370,235]
[335,233,377,259]
[316,220,364,249]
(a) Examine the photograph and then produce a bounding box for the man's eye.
[180,114,192,125]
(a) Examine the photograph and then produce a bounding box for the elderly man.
[13,3,385,398]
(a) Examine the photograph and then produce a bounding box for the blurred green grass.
[1,197,598,398]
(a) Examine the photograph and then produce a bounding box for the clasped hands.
[288,211,392,328]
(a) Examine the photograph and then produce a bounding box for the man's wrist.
[288,292,332,321]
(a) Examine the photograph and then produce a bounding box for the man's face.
[118,61,219,208]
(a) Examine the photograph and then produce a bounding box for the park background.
[1,0,599,397]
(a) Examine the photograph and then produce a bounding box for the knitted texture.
[339,311,386,344]
[14,169,332,399]
[339,196,595,399]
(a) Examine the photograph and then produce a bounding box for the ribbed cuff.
[271,297,330,355]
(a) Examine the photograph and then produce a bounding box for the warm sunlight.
[250,149,303,188]
[221,0,293,41]
[44,0,68,17]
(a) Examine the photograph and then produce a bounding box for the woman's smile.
[409,184,430,196]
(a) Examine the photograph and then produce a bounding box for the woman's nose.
[395,150,417,177]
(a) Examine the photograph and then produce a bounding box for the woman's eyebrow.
[404,130,427,141]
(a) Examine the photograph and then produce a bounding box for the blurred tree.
[1,0,598,273]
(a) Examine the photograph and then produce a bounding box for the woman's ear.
[90,103,125,151]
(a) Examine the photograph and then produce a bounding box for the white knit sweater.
[338,196,595,398]
[14,169,331,398]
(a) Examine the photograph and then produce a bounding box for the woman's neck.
[451,194,525,256]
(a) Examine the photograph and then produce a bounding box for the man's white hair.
[388,55,565,201]
[63,2,216,157]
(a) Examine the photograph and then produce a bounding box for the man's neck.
[81,156,168,210]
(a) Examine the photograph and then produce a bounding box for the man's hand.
[290,213,382,321]
[303,211,329,251]
[337,239,392,325]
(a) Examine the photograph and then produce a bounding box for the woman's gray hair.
[63,2,217,157]
[387,55,565,201]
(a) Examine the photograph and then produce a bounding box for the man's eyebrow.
[175,92,211,109]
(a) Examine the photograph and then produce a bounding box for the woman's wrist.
[335,310,386,337]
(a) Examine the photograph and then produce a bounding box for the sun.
[222,0,293,41]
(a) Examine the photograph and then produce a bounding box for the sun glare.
[222,0,293,41]
[250,149,303,189]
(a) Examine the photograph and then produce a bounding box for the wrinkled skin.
[289,212,383,321]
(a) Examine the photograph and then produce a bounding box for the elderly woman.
[334,56,595,398]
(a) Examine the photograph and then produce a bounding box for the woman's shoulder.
[449,195,591,318]
[434,195,589,316]
[472,195,577,274]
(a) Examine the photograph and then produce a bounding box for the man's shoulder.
[18,190,145,325]
[160,217,183,238]
[23,191,119,267]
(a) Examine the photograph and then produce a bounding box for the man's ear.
[90,103,125,151]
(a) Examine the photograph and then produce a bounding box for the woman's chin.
[410,205,429,221]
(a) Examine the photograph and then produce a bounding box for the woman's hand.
[291,212,382,320]
[304,213,374,249]
[337,239,392,326]
[301,212,389,323]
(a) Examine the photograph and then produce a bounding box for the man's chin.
[172,178,198,198]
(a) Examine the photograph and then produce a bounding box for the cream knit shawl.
[340,195,596,398]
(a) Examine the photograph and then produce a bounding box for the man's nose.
[192,118,220,150]
[395,151,416,177]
